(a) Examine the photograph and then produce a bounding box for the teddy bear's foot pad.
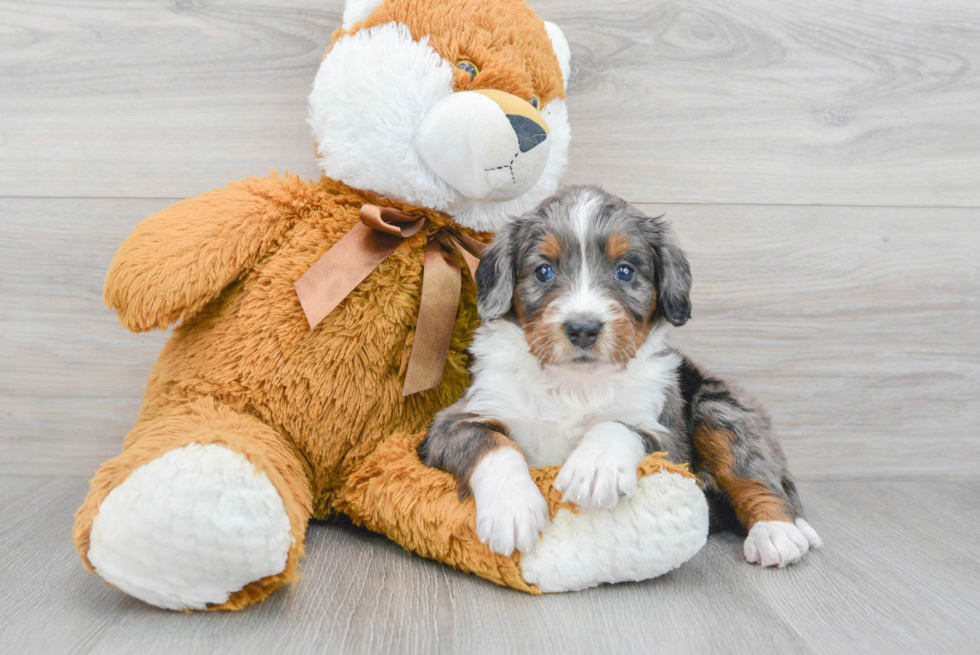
[87,443,293,610]
[520,469,709,592]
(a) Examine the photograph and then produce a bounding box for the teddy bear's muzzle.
[414,89,552,202]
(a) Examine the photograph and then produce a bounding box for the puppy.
[419,186,821,567]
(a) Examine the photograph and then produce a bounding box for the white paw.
[553,422,645,509]
[795,517,823,548]
[87,443,293,610]
[743,519,816,568]
[470,449,550,556]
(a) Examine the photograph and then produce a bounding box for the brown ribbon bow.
[294,204,485,396]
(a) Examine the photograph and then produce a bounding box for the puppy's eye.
[615,264,635,283]
[529,96,540,110]
[534,264,554,282]
[456,60,479,80]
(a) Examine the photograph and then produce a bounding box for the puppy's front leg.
[419,403,549,556]
[470,449,550,556]
[554,422,646,509]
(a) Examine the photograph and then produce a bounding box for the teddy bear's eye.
[456,60,479,80]
[529,96,540,110]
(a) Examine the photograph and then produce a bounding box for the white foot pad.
[520,470,709,592]
[87,443,293,610]
[743,518,821,568]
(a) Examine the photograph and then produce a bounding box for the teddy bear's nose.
[507,115,548,153]
[414,88,552,201]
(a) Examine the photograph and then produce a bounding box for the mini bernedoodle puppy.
[419,186,822,567]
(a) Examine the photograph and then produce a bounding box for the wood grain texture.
[1,198,977,479]
[647,202,980,480]
[553,0,980,206]
[1,477,977,654]
[0,198,172,478]
[1,0,979,205]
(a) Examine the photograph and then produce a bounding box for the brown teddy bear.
[73,0,709,611]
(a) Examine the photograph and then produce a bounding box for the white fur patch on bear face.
[414,91,552,202]
[308,21,571,233]
[309,23,456,211]
[452,97,570,233]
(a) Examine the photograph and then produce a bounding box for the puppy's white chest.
[467,321,679,468]
[508,399,606,467]
[495,376,661,468]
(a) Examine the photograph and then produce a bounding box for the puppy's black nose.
[564,320,603,349]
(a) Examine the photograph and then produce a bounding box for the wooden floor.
[1,477,978,655]
[2,0,979,653]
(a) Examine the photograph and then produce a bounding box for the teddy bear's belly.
[145,234,477,504]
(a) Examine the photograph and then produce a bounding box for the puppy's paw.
[554,423,644,509]
[554,449,636,509]
[743,520,813,568]
[470,449,550,556]
[794,518,823,549]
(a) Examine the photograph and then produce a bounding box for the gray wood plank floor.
[1,477,977,655]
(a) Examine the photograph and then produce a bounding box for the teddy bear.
[73,0,709,611]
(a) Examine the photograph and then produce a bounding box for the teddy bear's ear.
[342,0,385,30]
[543,21,571,91]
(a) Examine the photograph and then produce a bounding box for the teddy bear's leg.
[73,398,313,611]
[334,433,539,592]
[334,432,709,594]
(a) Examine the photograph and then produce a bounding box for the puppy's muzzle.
[414,89,551,202]
[564,319,603,349]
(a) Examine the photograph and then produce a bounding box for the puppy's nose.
[564,320,603,349]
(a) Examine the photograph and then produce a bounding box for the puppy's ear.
[475,223,517,321]
[643,216,692,327]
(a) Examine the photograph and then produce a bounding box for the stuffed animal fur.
[73,0,709,611]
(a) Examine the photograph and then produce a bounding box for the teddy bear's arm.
[105,175,304,332]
